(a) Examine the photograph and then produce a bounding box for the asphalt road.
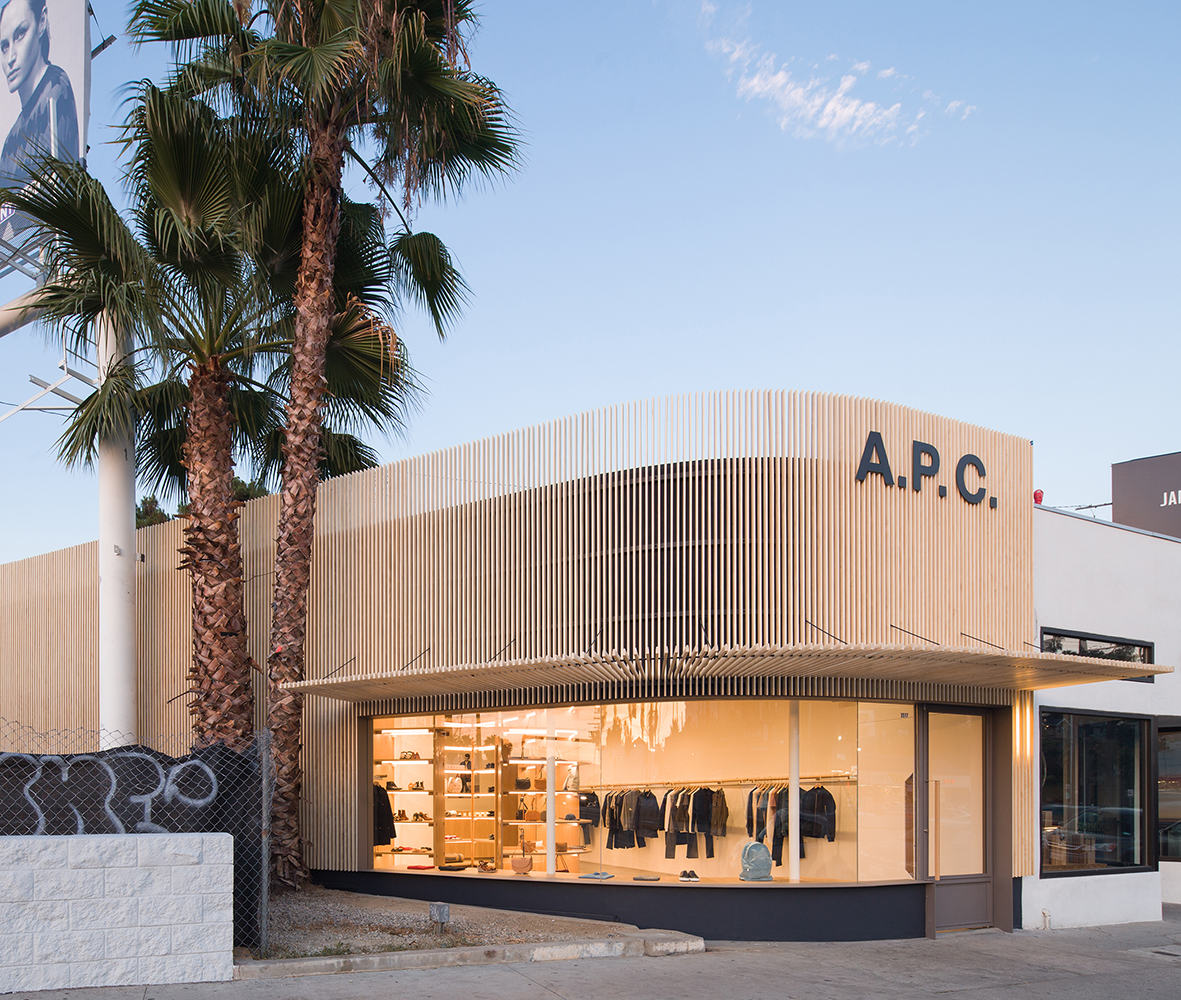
[13,905,1181,1000]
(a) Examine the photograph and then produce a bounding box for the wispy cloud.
[704,5,975,147]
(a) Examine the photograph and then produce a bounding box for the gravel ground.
[263,885,632,959]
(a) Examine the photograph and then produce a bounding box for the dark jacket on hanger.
[373,784,396,846]
[801,785,837,841]
[691,788,716,858]
[711,788,729,837]
[635,790,661,845]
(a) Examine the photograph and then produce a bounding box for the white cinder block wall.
[0,833,233,994]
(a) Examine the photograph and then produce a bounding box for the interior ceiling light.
[377,728,432,736]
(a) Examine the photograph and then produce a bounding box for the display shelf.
[503,819,589,825]
[503,848,589,856]
[507,758,578,766]
[378,758,433,764]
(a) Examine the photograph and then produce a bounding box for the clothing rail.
[582,773,855,791]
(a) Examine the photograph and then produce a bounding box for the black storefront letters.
[856,431,996,508]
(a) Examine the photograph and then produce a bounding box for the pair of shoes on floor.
[678,870,700,882]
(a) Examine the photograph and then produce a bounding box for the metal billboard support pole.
[95,313,137,747]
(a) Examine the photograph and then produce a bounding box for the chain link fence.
[0,719,273,954]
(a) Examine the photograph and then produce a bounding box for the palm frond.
[251,34,364,104]
[130,0,255,48]
[389,230,467,338]
[55,362,143,467]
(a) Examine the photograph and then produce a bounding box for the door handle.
[929,779,941,881]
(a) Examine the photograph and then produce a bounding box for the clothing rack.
[584,773,855,792]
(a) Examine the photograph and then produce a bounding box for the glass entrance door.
[928,711,990,929]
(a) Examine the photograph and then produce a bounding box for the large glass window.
[1159,730,1181,860]
[369,699,917,884]
[1040,711,1148,873]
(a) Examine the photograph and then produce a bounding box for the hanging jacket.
[373,784,396,846]
[711,788,729,837]
[659,789,674,831]
[801,785,837,841]
[635,790,661,843]
[620,789,640,832]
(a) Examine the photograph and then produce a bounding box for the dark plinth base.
[311,869,927,942]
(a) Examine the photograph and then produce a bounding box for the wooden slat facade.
[0,391,1087,875]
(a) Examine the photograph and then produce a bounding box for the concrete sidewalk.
[10,905,1181,999]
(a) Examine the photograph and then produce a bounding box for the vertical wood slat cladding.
[0,391,1037,871]
[0,542,98,732]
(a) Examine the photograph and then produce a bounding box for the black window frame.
[1040,627,1155,683]
[1157,722,1181,863]
[1038,705,1156,879]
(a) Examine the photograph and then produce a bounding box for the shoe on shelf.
[393,809,410,822]
[409,781,425,791]
[385,782,401,791]
[678,870,690,882]
[687,870,700,882]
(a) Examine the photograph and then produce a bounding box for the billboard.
[1112,451,1181,539]
[0,0,89,278]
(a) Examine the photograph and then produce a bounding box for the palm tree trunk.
[181,361,255,744]
[267,118,347,886]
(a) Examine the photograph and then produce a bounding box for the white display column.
[788,699,800,882]
[96,315,137,747]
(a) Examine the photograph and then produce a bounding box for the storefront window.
[370,699,917,884]
[1040,711,1148,873]
[1159,730,1181,861]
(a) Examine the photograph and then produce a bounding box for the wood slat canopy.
[286,642,1170,702]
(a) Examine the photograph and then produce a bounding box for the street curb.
[233,931,704,979]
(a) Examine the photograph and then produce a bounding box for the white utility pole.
[95,314,137,747]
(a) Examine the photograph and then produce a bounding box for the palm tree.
[4,84,432,747]
[131,0,518,882]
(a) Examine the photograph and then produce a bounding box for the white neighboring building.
[1029,504,1181,928]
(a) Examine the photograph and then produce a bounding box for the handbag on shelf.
[534,773,547,791]
[522,840,536,855]
[524,809,541,822]
[515,808,525,821]
[555,841,568,853]
[446,776,462,793]
[515,777,531,791]
[511,856,533,874]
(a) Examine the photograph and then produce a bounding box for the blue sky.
[0,0,1177,562]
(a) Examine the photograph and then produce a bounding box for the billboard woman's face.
[0,0,46,98]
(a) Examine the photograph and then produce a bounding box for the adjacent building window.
[1159,730,1181,861]
[1040,711,1149,873]
[1041,628,1154,683]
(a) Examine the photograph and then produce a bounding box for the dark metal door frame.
[921,706,994,935]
